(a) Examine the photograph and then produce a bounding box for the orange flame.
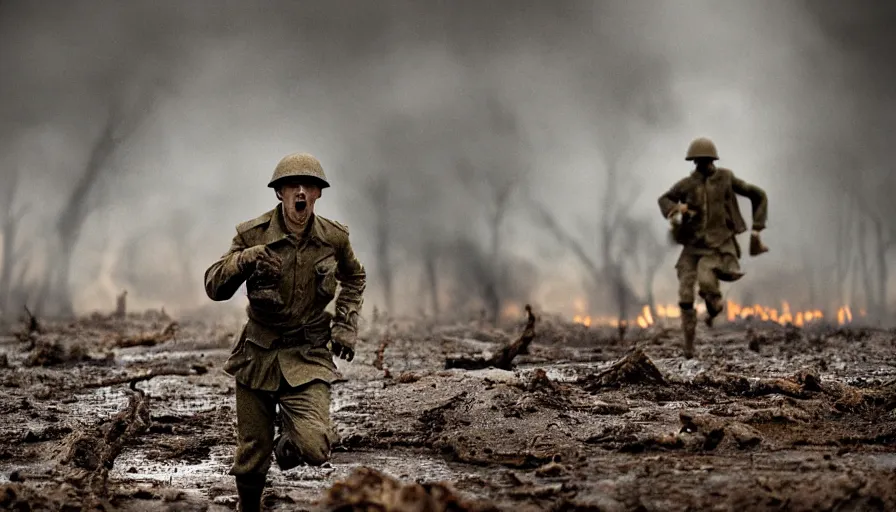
[571,299,854,328]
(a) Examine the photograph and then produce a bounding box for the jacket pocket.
[315,256,338,300]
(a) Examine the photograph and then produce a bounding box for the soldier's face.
[279,181,321,224]
[694,158,716,174]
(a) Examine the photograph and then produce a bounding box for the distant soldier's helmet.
[267,153,330,189]
[685,137,719,161]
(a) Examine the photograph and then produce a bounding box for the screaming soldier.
[658,138,768,358]
[204,153,366,511]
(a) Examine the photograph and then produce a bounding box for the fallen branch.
[83,365,206,389]
[60,387,151,497]
[114,321,178,348]
[445,305,536,371]
[691,372,814,399]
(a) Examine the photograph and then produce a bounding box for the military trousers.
[676,241,741,309]
[230,378,335,477]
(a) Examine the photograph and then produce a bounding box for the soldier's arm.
[658,179,687,218]
[333,233,367,334]
[731,175,768,231]
[204,232,252,301]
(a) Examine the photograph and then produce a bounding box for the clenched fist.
[238,245,282,274]
[749,231,769,256]
[241,245,283,309]
[330,325,356,362]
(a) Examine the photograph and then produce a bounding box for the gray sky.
[1,0,894,319]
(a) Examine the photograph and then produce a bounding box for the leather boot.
[274,434,302,471]
[235,474,265,512]
[704,297,724,328]
[682,309,697,359]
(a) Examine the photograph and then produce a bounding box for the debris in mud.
[321,466,498,512]
[691,371,815,399]
[60,386,150,495]
[679,412,763,450]
[396,372,421,384]
[374,333,392,378]
[534,459,569,478]
[579,348,667,390]
[784,323,802,343]
[445,305,536,371]
[526,368,562,393]
[16,306,43,344]
[747,327,766,352]
[24,340,93,367]
[114,321,178,348]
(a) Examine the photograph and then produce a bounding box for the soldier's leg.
[676,253,699,358]
[697,255,725,326]
[274,379,336,470]
[231,382,276,512]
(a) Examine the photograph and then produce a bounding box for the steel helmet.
[685,137,719,161]
[267,152,330,188]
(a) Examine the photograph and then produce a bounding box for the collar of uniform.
[262,205,328,247]
[691,167,718,181]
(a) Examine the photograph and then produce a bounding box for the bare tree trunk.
[0,212,17,315]
[872,216,889,324]
[371,178,394,314]
[835,199,854,309]
[486,185,512,326]
[802,251,818,307]
[54,112,122,316]
[53,88,159,316]
[599,156,643,323]
[645,256,665,316]
[0,171,19,315]
[857,218,874,316]
[422,242,439,318]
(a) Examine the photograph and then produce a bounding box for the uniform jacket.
[658,167,768,250]
[205,205,366,391]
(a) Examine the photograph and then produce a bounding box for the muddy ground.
[0,309,894,511]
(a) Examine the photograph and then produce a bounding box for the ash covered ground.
[1,309,894,511]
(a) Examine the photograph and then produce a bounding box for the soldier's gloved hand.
[238,245,281,273]
[749,230,769,256]
[330,325,356,362]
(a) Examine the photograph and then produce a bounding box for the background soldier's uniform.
[658,139,768,357]
[659,167,768,307]
[204,204,365,504]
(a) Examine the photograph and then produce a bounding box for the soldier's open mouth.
[295,200,307,212]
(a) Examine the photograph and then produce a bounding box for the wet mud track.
[1,314,895,510]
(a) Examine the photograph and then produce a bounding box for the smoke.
[1,1,894,320]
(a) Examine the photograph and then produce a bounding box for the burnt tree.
[46,90,159,316]
[0,170,27,316]
[421,239,440,318]
[369,176,395,315]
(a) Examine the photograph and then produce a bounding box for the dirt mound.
[579,348,667,390]
[322,467,499,512]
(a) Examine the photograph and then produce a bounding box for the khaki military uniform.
[658,167,768,308]
[204,205,365,476]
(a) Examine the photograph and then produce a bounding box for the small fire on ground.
[572,301,859,329]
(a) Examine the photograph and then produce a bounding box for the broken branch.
[445,305,536,371]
